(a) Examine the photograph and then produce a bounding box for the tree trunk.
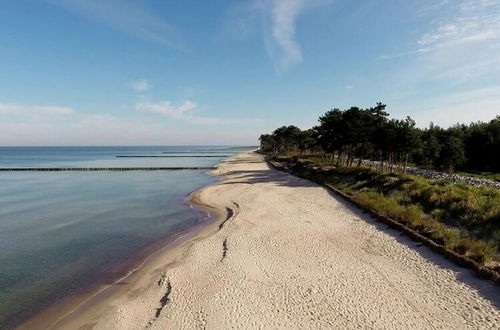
[403,153,408,174]
[348,154,355,167]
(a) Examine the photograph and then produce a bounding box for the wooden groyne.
[161,151,231,154]
[0,167,216,172]
[115,155,229,158]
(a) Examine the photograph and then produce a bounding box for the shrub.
[454,238,496,264]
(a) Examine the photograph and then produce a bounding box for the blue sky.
[1,0,499,145]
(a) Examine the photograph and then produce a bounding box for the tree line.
[259,103,500,174]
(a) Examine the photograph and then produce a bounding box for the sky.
[0,0,499,146]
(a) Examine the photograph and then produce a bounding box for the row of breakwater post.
[0,167,216,172]
[115,155,229,158]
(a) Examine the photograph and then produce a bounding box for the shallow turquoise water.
[0,146,252,328]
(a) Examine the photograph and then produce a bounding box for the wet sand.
[22,151,500,329]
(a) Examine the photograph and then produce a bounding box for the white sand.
[49,151,499,329]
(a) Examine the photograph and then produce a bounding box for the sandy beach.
[27,151,500,329]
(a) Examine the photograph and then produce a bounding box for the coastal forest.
[259,103,500,176]
[259,104,500,271]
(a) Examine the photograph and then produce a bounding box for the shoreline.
[17,156,234,330]
[20,151,500,329]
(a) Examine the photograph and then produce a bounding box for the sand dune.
[53,151,499,329]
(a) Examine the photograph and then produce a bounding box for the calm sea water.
[0,146,253,328]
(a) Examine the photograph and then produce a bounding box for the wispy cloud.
[418,2,500,50]
[262,0,305,69]
[47,0,183,49]
[377,48,430,61]
[136,100,264,125]
[229,0,333,70]
[132,79,151,92]
[416,0,450,16]
[136,100,197,119]
[420,0,500,81]
[381,0,500,81]
[0,103,75,116]
[136,100,225,124]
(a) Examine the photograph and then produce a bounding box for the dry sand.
[42,151,499,329]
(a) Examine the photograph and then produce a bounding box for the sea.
[0,146,253,328]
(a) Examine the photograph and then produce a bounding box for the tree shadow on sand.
[221,162,500,309]
[221,163,317,188]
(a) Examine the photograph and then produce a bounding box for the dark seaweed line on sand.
[155,281,172,318]
[221,239,228,262]
[219,202,240,262]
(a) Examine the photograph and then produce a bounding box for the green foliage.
[462,116,500,172]
[260,106,500,174]
[420,126,441,170]
[402,180,500,229]
[438,132,465,173]
[259,125,312,154]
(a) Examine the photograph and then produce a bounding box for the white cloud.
[266,0,305,69]
[417,6,500,50]
[419,0,500,46]
[379,0,500,82]
[417,0,500,80]
[220,0,333,70]
[377,48,430,61]
[0,103,75,116]
[136,100,222,124]
[132,79,151,92]
[136,100,265,125]
[253,0,333,70]
[416,0,450,16]
[136,100,197,118]
[47,0,183,49]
